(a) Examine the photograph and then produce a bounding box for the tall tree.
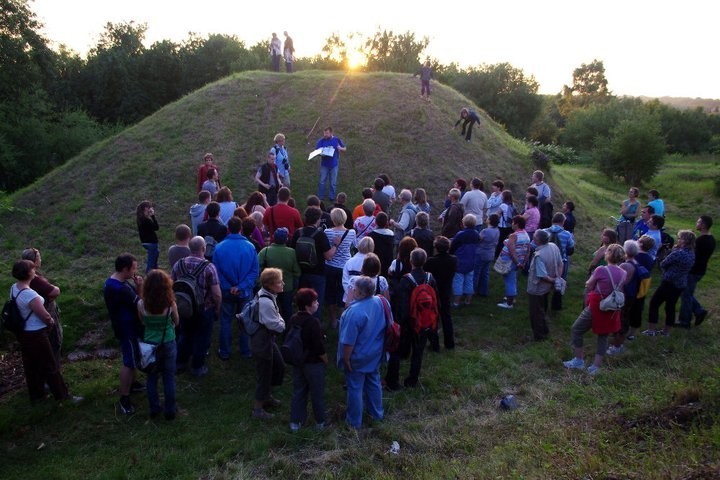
[363,30,428,73]
[559,59,611,117]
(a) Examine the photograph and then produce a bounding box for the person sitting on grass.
[563,244,627,375]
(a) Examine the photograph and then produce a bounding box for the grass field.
[1,72,719,479]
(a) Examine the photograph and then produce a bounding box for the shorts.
[120,337,139,369]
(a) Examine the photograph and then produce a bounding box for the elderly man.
[440,188,464,239]
[389,189,419,247]
[527,230,563,341]
[337,276,386,428]
[171,236,221,376]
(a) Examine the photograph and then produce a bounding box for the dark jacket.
[138,215,159,243]
[287,311,326,364]
[197,218,228,243]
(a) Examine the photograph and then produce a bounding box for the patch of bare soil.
[0,322,118,398]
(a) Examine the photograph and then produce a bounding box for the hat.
[273,227,289,244]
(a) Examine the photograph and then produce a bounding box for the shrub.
[593,114,666,185]
[533,143,579,165]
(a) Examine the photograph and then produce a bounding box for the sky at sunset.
[31,0,720,99]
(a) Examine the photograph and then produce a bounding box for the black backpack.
[203,236,217,261]
[281,320,306,366]
[173,259,209,323]
[295,228,321,269]
[2,288,32,335]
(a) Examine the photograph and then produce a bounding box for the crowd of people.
[8,143,715,431]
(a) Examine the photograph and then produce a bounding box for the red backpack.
[405,272,439,334]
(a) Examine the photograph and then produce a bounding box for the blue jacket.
[212,233,259,298]
[449,228,480,273]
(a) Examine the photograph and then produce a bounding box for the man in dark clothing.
[679,215,715,327]
[197,201,227,244]
[454,107,481,142]
[425,236,457,350]
[290,206,334,320]
[372,177,391,214]
[385,248,439,389]
[441,188,464,239]
[333,192,354,229]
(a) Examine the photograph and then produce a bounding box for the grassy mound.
[0,70,531,344]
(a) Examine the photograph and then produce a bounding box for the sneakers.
[290,422,301,433]
[191,365,209,377]
[606,344,625,356]
[695,310,708,326]
[63,395,84,405]
[626,335,636,341]
[563,358,585,370]
[657,330,670,337]
[252,408,274,420]
[497,301,513,309]
[641,329,658,336]
[586,365,600,376]
[119,397,136,415]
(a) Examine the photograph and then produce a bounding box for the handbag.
[378,295,401,354]
[493,257,512,275]
[599,266,625,311]
[137,309,170,374]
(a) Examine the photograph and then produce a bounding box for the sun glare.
[346,50,366,70]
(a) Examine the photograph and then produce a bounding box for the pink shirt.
[524,207,540,233]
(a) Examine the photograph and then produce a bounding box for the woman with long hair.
[137,270,179,419]
[216,186,238,225]
[136,200,159,273]
[413,188,431,214]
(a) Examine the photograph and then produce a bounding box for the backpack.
[548,229,574,258]
[635,263,652,299]
[295,228,321,269]
[281,320,306,366]
[401,204,419,235]
[204,235,217,261]
[405,273,439,334]
[173,259,208,323]
[2,288,32,335]
[237,293,273,336]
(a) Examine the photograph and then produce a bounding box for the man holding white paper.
[314,126,346,203]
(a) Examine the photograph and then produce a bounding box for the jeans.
[290,362,327,425]
[219,290,250,359]
[460,118,477,141]
[452,272,474,296]
[421,79,430,96]
[474,254,492,296]
[299,274,326,320]
[679,273,703,325]
[318,165,338,201]
[141,243,159,273]
[344,369,383,429]
[502,264,518,298]
[177,307,215,370]
[147,340,177,415]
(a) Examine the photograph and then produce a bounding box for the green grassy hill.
[0,70,532,343]
[1,72,719,479]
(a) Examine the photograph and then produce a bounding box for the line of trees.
[3,0,719,192]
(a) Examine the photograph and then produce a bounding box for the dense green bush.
[592,114,666,185]
[532,143,579,165]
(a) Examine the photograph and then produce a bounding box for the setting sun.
[346,50,366,70]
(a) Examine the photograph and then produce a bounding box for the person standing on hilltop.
[283,31,295,73]
[414,60,434,100]
[315,126,346,203]
[454,107,481,142]
[270,33,282,72]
